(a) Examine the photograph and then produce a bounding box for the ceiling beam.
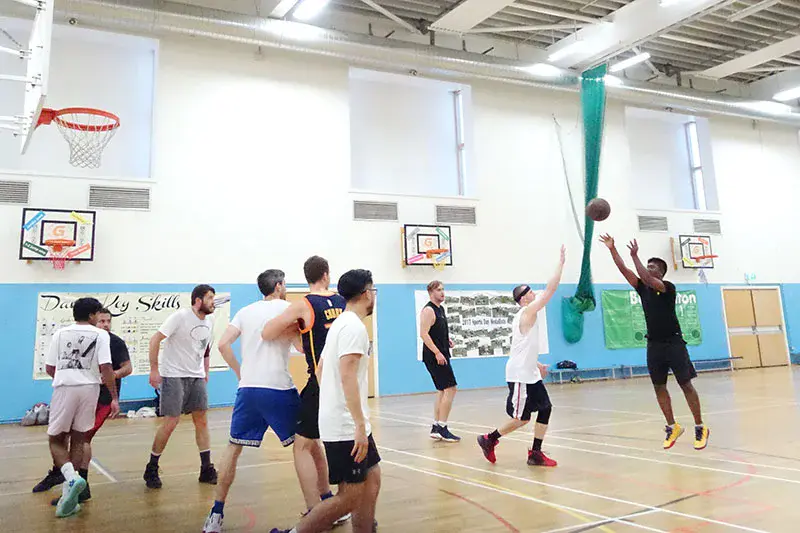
[545,0,732,69]
[466,23,589,34]
[358,0,420,33]
[429,0,517,33]
[699,35,800,79]
[727,0,782,22]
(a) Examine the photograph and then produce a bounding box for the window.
[685,121,706,210]
[349,68,472,197]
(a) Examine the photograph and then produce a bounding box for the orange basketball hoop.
[44,239,75,270]
[37,107,120,169]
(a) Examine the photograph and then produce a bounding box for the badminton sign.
[601,290,702,349]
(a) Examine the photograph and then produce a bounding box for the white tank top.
[505,307,542,384]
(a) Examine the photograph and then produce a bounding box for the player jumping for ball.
[600,234,709,450]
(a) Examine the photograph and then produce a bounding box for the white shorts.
[47,385,100,436]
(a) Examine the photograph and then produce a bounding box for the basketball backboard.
[20,208,96,263]
[677,234,715,269]
[402,224,453,268]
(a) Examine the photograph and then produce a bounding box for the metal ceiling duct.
[5,0,800,125]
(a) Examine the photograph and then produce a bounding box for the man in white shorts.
[270,269,380,533]
[477,247,565,467]
[202,269,302,533]
[144,284,218,488]
[46,297,119,518]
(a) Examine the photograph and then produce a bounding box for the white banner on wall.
[414,290,549,360]
[33,292,231,380]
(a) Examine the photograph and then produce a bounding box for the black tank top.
[300,292,347,381]
[422,301,450,360]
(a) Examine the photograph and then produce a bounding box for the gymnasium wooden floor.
[2,367,799,532]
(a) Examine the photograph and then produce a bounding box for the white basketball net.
[53,111,119,169]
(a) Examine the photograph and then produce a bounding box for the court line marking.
[378,412,800,476]
[384,459,660,533]
[90,458,117,482]
[440,488,520,532]
[379,445,769,533]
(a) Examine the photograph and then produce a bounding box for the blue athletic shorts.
[229,387,301,447]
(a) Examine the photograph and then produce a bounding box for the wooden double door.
[722,287,789,369]
[286,290,377,397]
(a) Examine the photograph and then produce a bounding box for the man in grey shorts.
[144,284,218,488]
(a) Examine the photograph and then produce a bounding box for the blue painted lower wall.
[0,282,796,422]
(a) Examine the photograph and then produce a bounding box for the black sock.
[200,450,211,468]
[78,468,88,481]
[488,430,501,442]
[532,438,543,452]
[149,453,160,467]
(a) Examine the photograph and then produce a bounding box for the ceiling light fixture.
[609,52,651,73]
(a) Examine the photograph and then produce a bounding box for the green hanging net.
[562,64,607,344]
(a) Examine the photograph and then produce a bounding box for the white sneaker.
[203,511,223,533]
[333,512,352,526]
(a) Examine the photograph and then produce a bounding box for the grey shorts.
[159,377,208,417]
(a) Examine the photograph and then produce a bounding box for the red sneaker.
[477,435,497,464]
[527,450,557,467]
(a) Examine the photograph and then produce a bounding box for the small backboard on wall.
[19,208,96,263]
[402,224,453,268]
[675,234,716,269]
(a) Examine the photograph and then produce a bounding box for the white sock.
[437,421,445,427]
[60,462,78,481]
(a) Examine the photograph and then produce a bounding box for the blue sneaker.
[430,424,442,440]
[55,476,87,518]
[438,425,461,443]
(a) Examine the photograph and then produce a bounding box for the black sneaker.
[143,463,162,489]
[438,425,461,443]
[50,483,90,506]
[199,464,218,484]
[32,467,64,493]
[429,424,442,440]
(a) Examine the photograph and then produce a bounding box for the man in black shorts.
[600,234,709,450]
[419,280,460,442]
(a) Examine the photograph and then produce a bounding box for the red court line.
[244,506,257,531]
[440,488,520,532]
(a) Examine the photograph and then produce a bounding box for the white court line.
[541,509,662,533]
[377,415,800,487]
[379,445,769,533]
[383,459,666,533]
[379,410,800,475]
[90,458,117,482]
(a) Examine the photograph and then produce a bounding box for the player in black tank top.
[420,281,460,443]
[299,293,346,382]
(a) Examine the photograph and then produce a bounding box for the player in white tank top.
[477,247,565,467]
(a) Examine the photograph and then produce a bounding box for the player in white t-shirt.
[202,269,302,533]
[270,269,380,533]
[478,247,565,467]
[144,284,217,489]
[45,297,119,518]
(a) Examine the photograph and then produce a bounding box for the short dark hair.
[304,255,329,284]
[648,257,668,276]
[427,280,443,293]
[512,285,532,303]
[73,297,103,322]
[257,269,285,297]
[337,269,373,302]
[98,307,112,316]
[191,284,215,306]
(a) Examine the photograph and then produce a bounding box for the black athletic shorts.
[323,434,381,485]
[647,339,697,386]
[506,381,552,421]
[422,356,457,391]
[296,380,320,439]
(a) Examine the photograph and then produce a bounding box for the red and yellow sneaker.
[663,423,684,449]
[527,450,557,467]
[694,426,710,450]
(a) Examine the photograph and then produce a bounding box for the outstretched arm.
[599,234,639,288]
[262,300,305,341]
[519,246,566,333]
[628,239,666,292]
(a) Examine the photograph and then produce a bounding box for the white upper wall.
[1,33,799,286]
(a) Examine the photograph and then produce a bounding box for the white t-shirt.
[46,324,112,388]
[158,308,214,378]
[230,298,295,390]
[505,307,542,384]
[318,311,371,442]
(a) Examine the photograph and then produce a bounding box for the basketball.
[586,197,611,221]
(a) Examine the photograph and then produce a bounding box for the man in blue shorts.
[202,269,302,533]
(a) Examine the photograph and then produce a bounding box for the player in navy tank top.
[260,256,351,523]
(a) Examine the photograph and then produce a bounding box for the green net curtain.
[562,64,607,344]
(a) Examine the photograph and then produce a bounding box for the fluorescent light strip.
[774,86,800,102]
[293,0,330,21]
[270,0,300,18]
[548,40,585,62]
[518,63,563,77]
[609,52,651,73]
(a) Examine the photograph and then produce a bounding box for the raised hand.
[599,233,615,249]
[627,239,639,256]
[559,245,566,264]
